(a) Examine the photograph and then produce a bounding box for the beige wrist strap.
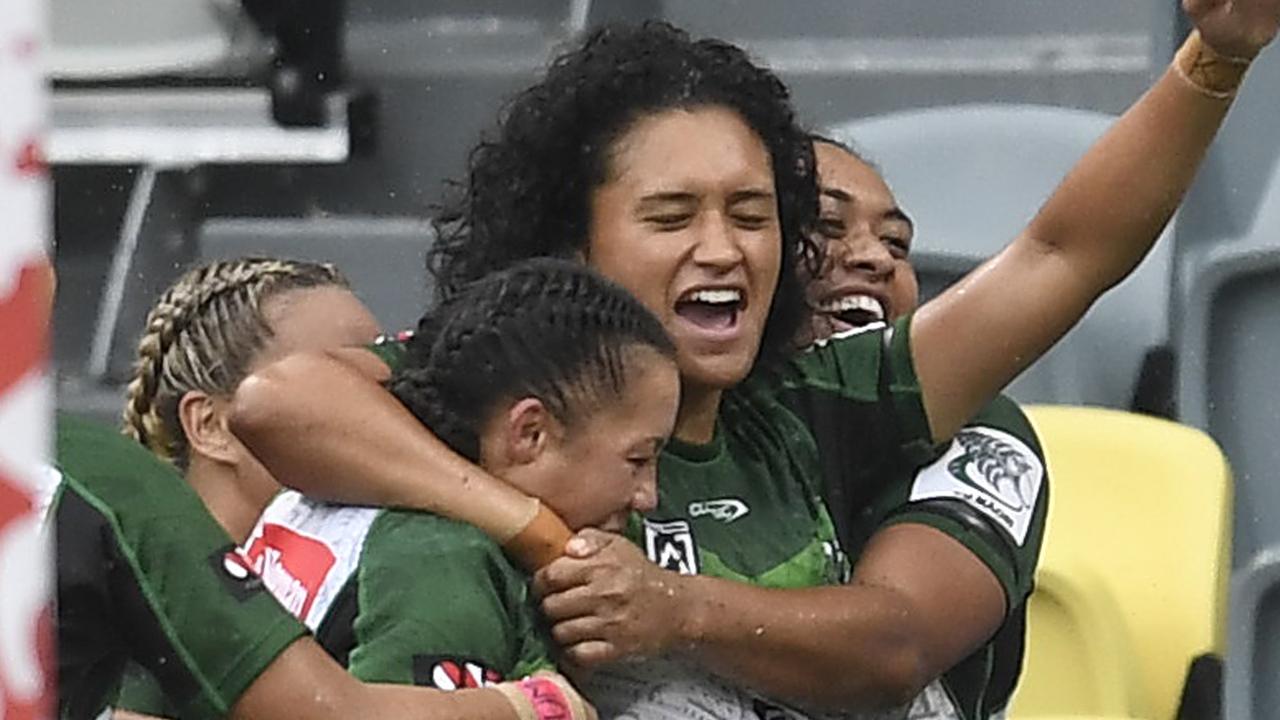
[491,682,538,720]
[501,501,574,571]
[1174,30,1252,100]
[492,673,591,720]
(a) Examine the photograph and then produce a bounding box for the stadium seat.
[198,216,435,336]
[1175,159,1280,567]
[50,0,239,80]
[1009,406,1231,720]
[1225,549,1280,720]
[828,105,1174,410]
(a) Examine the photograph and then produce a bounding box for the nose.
[829,229,894,280]
[691,213,745,270]
[632,471,659,514]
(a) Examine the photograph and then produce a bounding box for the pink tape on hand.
[513,677,574,720]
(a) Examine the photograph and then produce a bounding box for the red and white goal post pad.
[1,0,55,717]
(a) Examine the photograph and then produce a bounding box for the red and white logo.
[242,524,337,621]
[412,657,502,690]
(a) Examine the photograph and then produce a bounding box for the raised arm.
[913,0,1279,440]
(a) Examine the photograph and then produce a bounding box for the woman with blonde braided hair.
[52,257,600,720]
[125,259,348,459]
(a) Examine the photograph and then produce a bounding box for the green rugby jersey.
[588,320,1046,720]
[52,414,307,720]
[851,395,1049,719]
[242,492,556,689]
[370,318,1045,719]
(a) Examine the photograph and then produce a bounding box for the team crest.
[643,519,699,575]
[910,426,1044,545]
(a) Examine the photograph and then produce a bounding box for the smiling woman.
[802,137,918,341]
[229,7,1280,720]
[797,134,1050,717]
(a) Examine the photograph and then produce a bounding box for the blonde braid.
[122,257,347,465]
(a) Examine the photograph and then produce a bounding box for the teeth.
[687,288,742,305]
[820,294,884,319]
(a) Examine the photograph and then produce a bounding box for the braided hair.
[388,259,675,463]
[427,21,819,371]
[123,257,349,466]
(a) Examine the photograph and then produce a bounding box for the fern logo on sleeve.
[909,426,1044,545]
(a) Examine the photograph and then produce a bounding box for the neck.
[674,381,722,445]
[186,457,278,543]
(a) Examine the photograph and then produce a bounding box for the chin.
[678,354,756,391]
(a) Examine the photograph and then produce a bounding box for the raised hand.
[1184,0,1280,58]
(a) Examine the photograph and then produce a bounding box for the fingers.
[560,640,619,668]
[532,555,597,598]
[564,528,614,558]
[534,529,630,597]
[548,614,608,647]
[540,583,606,622]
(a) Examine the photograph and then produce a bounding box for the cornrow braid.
[388,258,674,462]
[122,257,348,466]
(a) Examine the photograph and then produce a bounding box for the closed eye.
[627,455,657,472]
[884,236,910,257]
[644,214,694,230]
[733,213,773,231]
[819,217,846,239]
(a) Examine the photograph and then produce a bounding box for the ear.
[502,397,558,466]
[178,391,238,465]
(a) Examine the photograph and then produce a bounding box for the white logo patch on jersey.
[242,492,379,630]
[643,519,699,575]
[688,498,749,523]
[909,426,1044,545]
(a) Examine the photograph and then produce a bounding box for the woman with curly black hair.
[428,21,819,375]
[233,5,1280,718]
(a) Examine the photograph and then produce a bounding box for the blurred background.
[45,2,1280,718]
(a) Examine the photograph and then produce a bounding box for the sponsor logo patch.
[207,544,265,601]
[643,519,699,575]
[688,498,749,523]
[241,523,337,620]
[411,656,502,690]
[910,426,1044,545]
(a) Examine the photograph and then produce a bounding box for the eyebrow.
[637,191,698,206]
[727,188,775,204]
[820,184,915,231]
[886,207,915,232]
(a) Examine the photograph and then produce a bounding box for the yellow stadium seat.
[1008,405,1232,720]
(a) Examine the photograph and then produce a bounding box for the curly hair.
[428,21,820,371]
[389,259,675,463]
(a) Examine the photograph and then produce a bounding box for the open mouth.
[817,293,886,329]
[675,288,745,332]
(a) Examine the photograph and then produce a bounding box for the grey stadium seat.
[829,103,1174,410]
[198,216,435,336]
[1175,157,1280,569]
[1226,550,1280,720]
